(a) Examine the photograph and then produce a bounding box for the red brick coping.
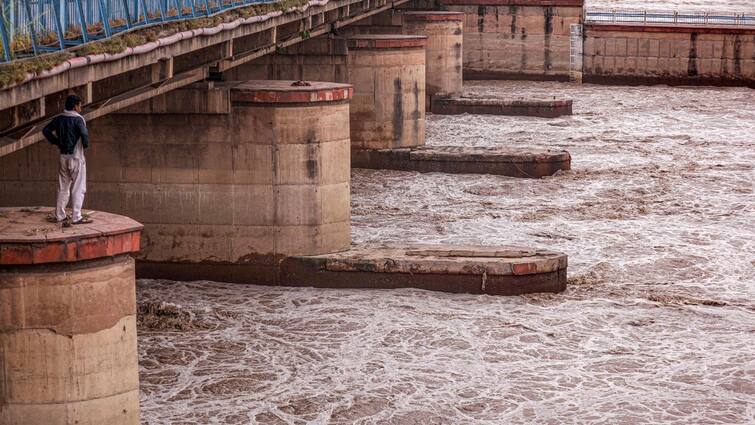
[442,0,583,6]
[585,23,755,36]
[403,11,465,22]
[0,207,143,265]
[230,80,354,104]
[347,34,427,50]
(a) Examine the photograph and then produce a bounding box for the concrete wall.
[583,25,755,87]
[433,0,583,80]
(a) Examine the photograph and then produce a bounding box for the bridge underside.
[0,0,409,158]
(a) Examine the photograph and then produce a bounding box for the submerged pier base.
[430,97,574,118]
[282,245,567,295]
[352,145,571,177]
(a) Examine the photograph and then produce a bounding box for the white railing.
[584,8,755,27]
[569,23,582,83]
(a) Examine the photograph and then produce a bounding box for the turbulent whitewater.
[138,81,754,424]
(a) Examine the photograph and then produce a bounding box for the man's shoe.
[71,216,93,225]
[47,213,69,223]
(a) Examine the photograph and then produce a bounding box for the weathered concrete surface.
[102,80,353,273]
[431,96,572,117]
[352,145,571,177]
[0,206,142,425]
[583,24,755,87]
[402,11,465,108]
[417,0,584,80]
[347,35,428,150]
[281,244,568,295]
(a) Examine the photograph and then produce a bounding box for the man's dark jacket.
[43,114,89,155]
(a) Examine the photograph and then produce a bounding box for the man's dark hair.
[64,95,82,111]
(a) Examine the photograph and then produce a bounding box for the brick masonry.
[0,207,143,265]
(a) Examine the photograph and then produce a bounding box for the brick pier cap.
[227,80,353,104]
[0,206,143,265]
[1,206,143,425]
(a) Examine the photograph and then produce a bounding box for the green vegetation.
[0,0,310,88]
[0,52,73,88]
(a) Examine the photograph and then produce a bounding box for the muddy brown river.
[137,80,754,424]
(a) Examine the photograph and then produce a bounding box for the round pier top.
[229,80,353,104]
[0,207,143,265]
[347,34,427,50]
[402,11,465,21]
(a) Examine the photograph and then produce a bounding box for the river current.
[138,80,755,424]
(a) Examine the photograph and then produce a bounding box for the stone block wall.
[583,25,755,86]
[434,0,584,80]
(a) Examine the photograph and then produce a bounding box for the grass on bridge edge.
[0,0,309,89]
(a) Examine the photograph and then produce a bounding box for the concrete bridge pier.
[346,34,427,151]
[340,36,571,177]
[114,81,354,283]
[401,11,465,109]
[229,33,570,177]
[0,80,569,295]
[0,207,143,425]
[0,81,353,284]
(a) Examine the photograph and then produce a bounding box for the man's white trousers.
[56,155,86,222]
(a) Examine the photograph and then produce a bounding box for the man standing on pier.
[42,95,92,225]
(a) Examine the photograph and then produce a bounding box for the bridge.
[0,0,417,157]
[1,0,753,156]
[0,0,576,285]
[2,0,754,422]
[0,0,752,282]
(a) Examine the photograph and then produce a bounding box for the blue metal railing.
[585,8,755,27]
[4,4,754,64]
[0,0,274,63]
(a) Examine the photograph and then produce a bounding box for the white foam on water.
[138,81,755,424]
